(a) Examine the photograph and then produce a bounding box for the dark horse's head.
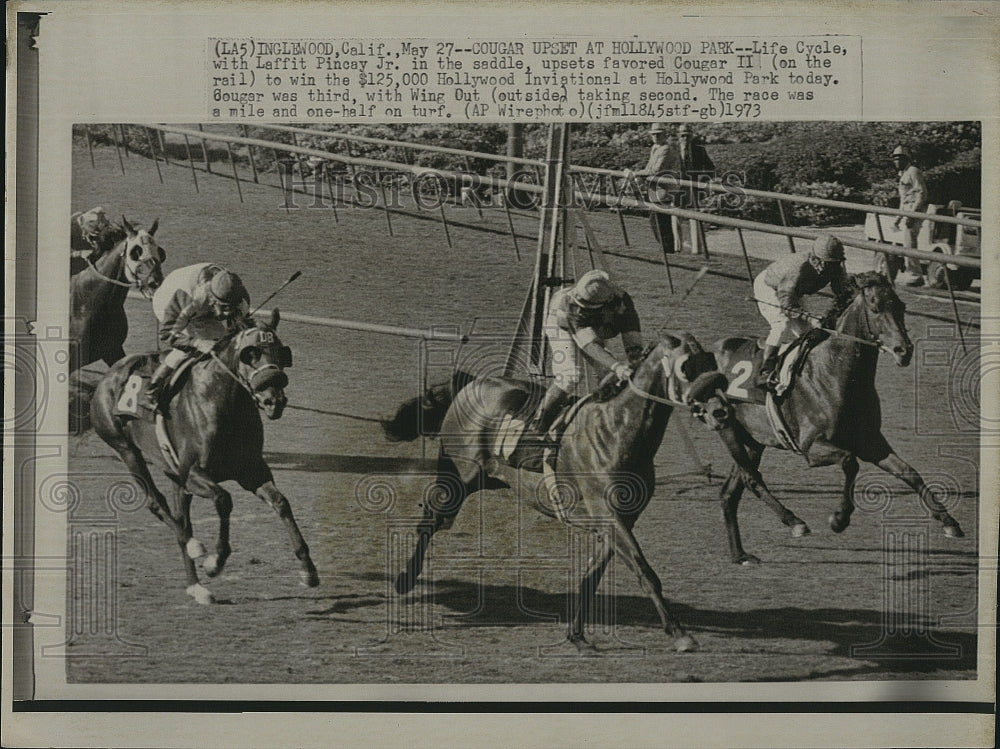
[230,308,292,420]
[120,216,166,299]
[841,271,913,366]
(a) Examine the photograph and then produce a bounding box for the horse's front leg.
[608,515,696,653]
[238,463,319,588]
[830,454,859,533]
[183,466,234,603]
[720,463,758,564]
[719,424,810,542]
[170,485,203,589]
[875,451,965,537]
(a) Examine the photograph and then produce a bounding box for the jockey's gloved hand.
[612,362,633,381]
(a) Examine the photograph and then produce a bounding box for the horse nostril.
[712,408,727,421]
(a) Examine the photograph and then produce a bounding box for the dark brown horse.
[382,336,714,652]
[692,272,965,564]
[69,216,165,371]
[89,309,318,603]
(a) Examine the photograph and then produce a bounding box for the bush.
[787,182,861,226]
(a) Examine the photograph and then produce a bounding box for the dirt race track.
[65,143,982,685]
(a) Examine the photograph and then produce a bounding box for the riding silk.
[546,286,641,388]
[153,262,230,344]
[756,253,849,347]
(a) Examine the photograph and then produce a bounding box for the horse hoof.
[736,554,760,565]
[673,635,698,653]
[943,523,965,538]
[186,538,207,559]
[791,523,811,538]
[828,513,850,534]
[203,554,221,577]
[394,574,415,595]
[569,637,598,654]
[300,569,320,588]
[186,583,214,605]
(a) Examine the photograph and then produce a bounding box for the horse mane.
[823,271,895,327]
[90,224,128,258]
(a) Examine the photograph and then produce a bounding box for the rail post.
[110,125,125,175]
[225,140,244,203]
[502,192,520,260]
[85,125,96,169]
[240,125,260,183]
[182,134,199,192]
[777,200,796,253]
[197,123,212,174]
[143,127,164,184]
[736,228,755,288]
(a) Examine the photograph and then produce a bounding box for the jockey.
[146,264,251,407]
[755,234,851,386]
[526,269,643,438]
[71,207,113,254]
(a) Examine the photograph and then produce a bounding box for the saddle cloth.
[112,355,198,475]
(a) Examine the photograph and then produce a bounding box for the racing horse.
[89,309,319,603]
[69,216,165,371]
[691,271,966,564]
[382,336,715,652]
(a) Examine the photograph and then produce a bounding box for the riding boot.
[145,360,176,409]
[757,344,779,389]
[525,383,570,441]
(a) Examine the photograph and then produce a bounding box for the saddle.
[490,396,582,470]
[770,328,829,398]
[112,354,199,420]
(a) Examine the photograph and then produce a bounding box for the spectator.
[627,123,684,256]
[891,145,929,286]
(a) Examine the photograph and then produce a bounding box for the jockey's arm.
[829,264,852,306]
[773,272,811,321]
[572,327,626,376]
[166,301,202,348]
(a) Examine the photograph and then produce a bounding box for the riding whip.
[251,270,302,316]
[679,265,710,305]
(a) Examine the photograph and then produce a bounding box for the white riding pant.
[161,348,189,368]
[755,272,810,347]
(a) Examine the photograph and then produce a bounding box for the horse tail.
[381,369,475,442]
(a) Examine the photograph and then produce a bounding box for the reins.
[627,377,689,408]
[86,249,133,288]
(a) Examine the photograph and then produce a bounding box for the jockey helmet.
[570,269,618,308]
[649,123,668,133]
[811,234,845,263]
[208,270,247,306]
[891,145,910,159]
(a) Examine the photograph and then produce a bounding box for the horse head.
[121,215,166,298]
[626,334,730,427]
[841,272,913,366]
[229,308,292,420]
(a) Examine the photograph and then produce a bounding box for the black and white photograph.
[6,3,998,748]
[62,119,983,684]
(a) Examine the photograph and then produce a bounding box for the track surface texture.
[66,144,981,684]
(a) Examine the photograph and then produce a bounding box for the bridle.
[86,237,161,292]
[622,340,695,408]
[854,283,908,355]
[209,326,290,411]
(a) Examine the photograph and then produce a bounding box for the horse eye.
[240,346,261,364]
